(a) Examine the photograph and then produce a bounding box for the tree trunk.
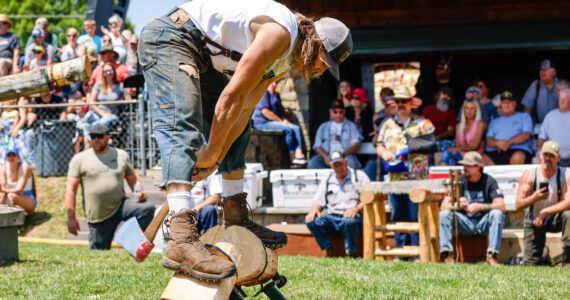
[0,56,92,102]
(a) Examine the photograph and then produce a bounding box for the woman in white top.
[0,146,35,213]
[60,27,86,62]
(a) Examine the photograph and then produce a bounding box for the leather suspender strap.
[533,80,541,123]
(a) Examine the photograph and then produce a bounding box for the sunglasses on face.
[103,39,111,42]
[468,90,480,95]
[394,99,411,104]
[90,134,106,139]
[0,22,6,26]
[67,34,77,38]
[332,109,345,114]
[33,51,43,54]
[103,69,114,74]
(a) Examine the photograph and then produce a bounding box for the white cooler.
[270,169,333,207]
[244,163,268,209]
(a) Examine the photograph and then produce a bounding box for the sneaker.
[486,252,500,266]
[292,157,308,165]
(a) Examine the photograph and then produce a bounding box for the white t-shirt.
[539,109,570,159]
[190,172,223,208]
[329,121,343,153]
[181,0,298,78]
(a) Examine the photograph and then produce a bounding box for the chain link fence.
[0,98,148,177]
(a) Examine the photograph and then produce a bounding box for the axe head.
[114,217,154,262]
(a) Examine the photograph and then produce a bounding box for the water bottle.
[133,180,142,195]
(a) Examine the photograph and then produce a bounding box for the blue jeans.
[138,10,250,187]
[439,209,505,254]
[306,213,362,255]
[389,193,419,247]
[88,197,156,250]
[440,150,463,165]
[253,121,302,154]
[197,204,218,235]
[308,154,362,169]
[95,114,119,128]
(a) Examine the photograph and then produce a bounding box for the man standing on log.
[139,0,352,281]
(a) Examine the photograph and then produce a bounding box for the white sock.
[167,192,193,213]
[222,179,244,197]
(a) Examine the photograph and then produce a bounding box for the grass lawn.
[1,243,569,299]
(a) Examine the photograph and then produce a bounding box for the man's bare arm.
[540,174,570,215]
[515,171,539,210]
[196,21,290,168]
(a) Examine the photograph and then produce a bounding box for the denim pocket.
[138,26,163,71]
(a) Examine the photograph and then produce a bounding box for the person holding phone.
[516,141,570,266]
[439,151,506,266]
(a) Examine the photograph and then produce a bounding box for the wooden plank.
[375,222,419,233]
[373,196,386,260]
[360,190,376,204]
[160,272,236,300]
[363,201,375,260]
[428,201,440,262]
[417,202,430,262]
[375,246,420,257]
[409,189,443,204]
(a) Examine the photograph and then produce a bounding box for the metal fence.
[0,98,150,177]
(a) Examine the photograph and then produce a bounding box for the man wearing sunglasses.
[0,14,20,76]
[65,123,156,250]
[309,99,363,169]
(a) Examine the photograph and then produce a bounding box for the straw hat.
[0,14,13,28]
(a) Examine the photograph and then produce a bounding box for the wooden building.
[278,0,570,148]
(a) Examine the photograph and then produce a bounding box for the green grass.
[1,243,569,299]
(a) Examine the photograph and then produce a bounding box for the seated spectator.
[305,151,369,257]
[556,79,569,96]
[440,99,485,165]
[78,19,102,55]
[0,146,35,213]
[25,91,67,166]
[376,86,434,252]
[422,86,457,141]
[439,151,505,266]
[0,14,20,76]
[522,59,558,124]
[252,81,306,165]
[374,87,395,127]
[100,14,129,64]
[337,80,352,108]
[23,28,54,71]
[474,79,499,121]
[87,45,129,88]
[190,171,223,235]
[345,88,374,142]
[29,45,47,69]
[537,88,570,167]
[516,141,570,266]
[308,100,363,169]
[24,17,60,56]
[60,27,86,63]
[66,124,155,250]
[0,99,28,163]
[69,101,100,153]
[483,91,533,165]
[88,62,130,128]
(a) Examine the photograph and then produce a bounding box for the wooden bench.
[0,205,26,261]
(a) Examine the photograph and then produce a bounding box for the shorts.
[485,149,532,165]
[138,8,250,187]
[22,190,37,209]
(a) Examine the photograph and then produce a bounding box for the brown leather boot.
[222,193,287,249]
[441,251,455,264]
[162,210,236,281]
[486,252,500,266]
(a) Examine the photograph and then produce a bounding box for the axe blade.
[114,217,154,262]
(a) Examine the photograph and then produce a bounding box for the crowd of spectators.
[0,14,139,167]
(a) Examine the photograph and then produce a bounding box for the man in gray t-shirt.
[305,151,369,257]
[65,124,155,250]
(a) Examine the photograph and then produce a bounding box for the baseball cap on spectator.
[0,14,13,28]
[5,146,19,158]
[90,123,110,135]
[541,140,560,157]
[35,17,48,28]
[346,88,371,104]
[99,44,119,60]
[330,99,345,110]
[540,59,556,71]
[329,150,345,164]
[32,45,45,54]
[500,90,515,102]
[31,28,44,39]
[458,151,483,166]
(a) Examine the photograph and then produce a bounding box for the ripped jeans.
[138,9,250,187]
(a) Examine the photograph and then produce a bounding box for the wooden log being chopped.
[0,56,92,101]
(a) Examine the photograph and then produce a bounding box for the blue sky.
[126,0,186,35]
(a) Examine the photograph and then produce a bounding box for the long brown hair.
[101,63,118,95]
[293,13,325,82]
